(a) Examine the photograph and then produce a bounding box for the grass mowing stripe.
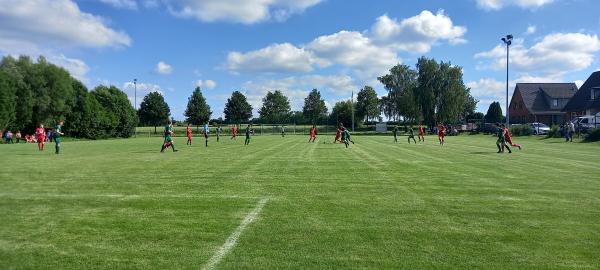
[202,198,269,270]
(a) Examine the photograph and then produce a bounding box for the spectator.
[15,131,21,143]
[6,130,13,144]
[46,130,53,142]
[567,121,575,142]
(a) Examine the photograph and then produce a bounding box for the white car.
[530,122,550,135]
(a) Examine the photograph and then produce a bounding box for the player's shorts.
[164,136,172,143]
[438,132,445,138]
[54,137,61,143]
[38,137,45,142]
[419,132,424,136]
[505,137,513,145]
[204,133,208,139]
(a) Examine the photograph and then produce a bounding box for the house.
[508,83,578,125]
[563,71,600,117]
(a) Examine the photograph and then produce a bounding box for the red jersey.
[504,128,512,140]
[438,125,446,135]
[418,126,425,135]
[232,127,237,135]
[186,127,192,137]
[310,127,316,136]
[35,128,45,139]
[335,128,341,137]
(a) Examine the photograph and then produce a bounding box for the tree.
[485,101,504,123]
[378,64,419,122]
[302,89,327,124]
[259,90,291,124]
[330,100,354,127]
[224,91,252,123]
[0,69,16,130]
[355,86,380,123]
[91,85,138,137]
[138,92,170,133]
[184,87,212,131]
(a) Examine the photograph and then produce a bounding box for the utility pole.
[351,90,355,132]
[501,34,513,126]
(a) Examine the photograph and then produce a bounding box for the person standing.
[15,131,21,143]
[244,124,253,146]
[437,123,446,146]
[36,124,46,151]
[418,124,425,142]
[231,125,238,140]
[160,120,178,153]
[281,125,285,138]
[203,122,210,147]
[308,125,317,143]
[392,126,398,143]
[216,126,222,142]
[407,126,417,144]
[186,123,193,145]
[54,121,65,154]
[567,121,575,142]
[6,130,13,144]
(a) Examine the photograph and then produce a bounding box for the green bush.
[510,125,533,136]
[584,127,600,142]
[546,125,562,138]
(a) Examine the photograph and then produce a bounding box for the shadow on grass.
[469,151,495,155]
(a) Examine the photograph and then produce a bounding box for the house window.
[553,99,558,106]
[592,87,600,100]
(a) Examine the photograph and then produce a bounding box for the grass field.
[1,134,599,269]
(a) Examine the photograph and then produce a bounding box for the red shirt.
[418,126,425,135]
[438,125,446,135]
[35,128,45,138]
[504,128,512,139]
[310,128,316,136]
[186,127,192,136]
[335,128,341,137]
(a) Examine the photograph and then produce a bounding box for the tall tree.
[330,100,354,127]
[224,91,252,123]
[302,89,328,124]
[0,69,16,129]
[91,85,138,137]
[485,101,504,123]
[138,92,170,133]
[184,87,212,131]
[259,90,291,124]
[378,64,419,122]
[355,86,380,123]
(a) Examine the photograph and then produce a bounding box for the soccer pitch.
[1,135,599,269]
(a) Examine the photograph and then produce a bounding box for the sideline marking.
[202,198,268,270]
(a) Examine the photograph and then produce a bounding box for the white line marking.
[202,198,268,270]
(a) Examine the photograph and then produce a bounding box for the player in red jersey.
[35,124,46,151]
[186,123,193,145]
[418,124,425,142]
[308,125,317,143]
[503,124,521,150]
[334,126,341,143]
[437,123,446,146]
[230,125,237,140]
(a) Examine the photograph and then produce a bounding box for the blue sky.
[1,0,599,120]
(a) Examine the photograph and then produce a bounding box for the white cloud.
[525,25,537,35]
[370,11,467,53]
[156,61,173,74]
[48,54,90,82]
[122,81,163,107]
[0,0,131,48]
[476,0,554,10]
[194,79,217,89]
[225,10,464,79]
[99,0,138,10]
[227,43,320,73]
[164,0,322,24]
[574,80,584,88]
[307,31,400,78]
[475,33,600,78]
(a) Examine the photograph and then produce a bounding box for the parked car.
[530,122,550,135]
[571,114,599,133]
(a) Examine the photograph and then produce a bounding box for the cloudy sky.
[1,0,599,119]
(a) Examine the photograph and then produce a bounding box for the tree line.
[1,55,485,139]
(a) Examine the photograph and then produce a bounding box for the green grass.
[1,135,599,269]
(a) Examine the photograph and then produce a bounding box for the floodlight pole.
[502,35,513,126]
[134,78,137,138]
[351,90,355,132]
